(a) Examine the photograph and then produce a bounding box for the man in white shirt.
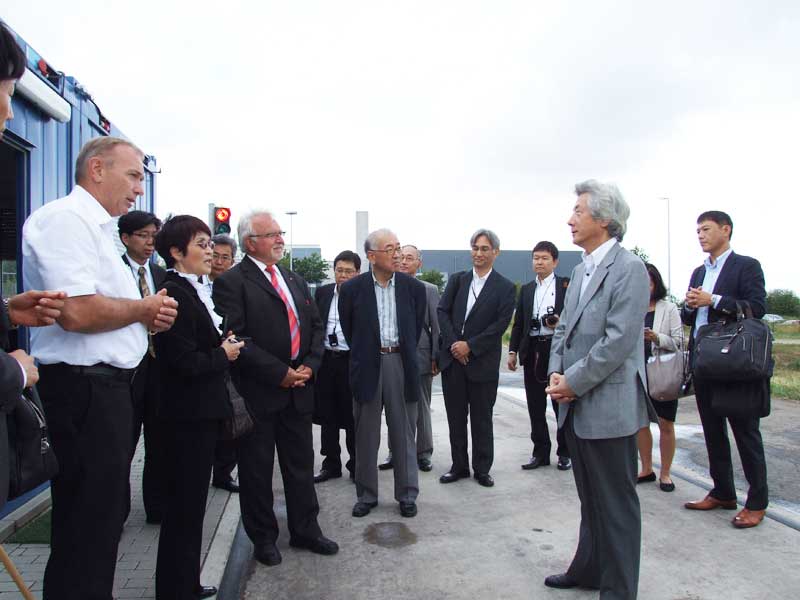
[22,137,178,600]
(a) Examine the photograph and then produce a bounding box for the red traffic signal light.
[214,206,231,234]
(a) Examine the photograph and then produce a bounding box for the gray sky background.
[5,1,799,293]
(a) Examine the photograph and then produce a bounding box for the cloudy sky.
[5,1,798,293]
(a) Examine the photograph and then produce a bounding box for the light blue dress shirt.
[693,247,733,335]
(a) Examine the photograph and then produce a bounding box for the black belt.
[325,349,350,358]
[46,362,138,383]
[380,346,401,355]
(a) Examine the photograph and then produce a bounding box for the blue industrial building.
[1,23,157,520]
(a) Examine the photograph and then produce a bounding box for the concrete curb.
[0,488,51,543]
[200,490,242,597]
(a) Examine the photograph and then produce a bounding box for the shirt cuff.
[711,294,721,308]
[13,357,27,389]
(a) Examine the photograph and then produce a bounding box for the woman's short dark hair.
[645,262,668,302]
[1,22,26,81]
[532,241,559,260]
[155,215,211,269]
[334,250,361,271]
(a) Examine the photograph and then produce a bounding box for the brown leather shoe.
[684,494,738,511]
[732,508,766,529]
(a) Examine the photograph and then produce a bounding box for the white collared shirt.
[532,272,557,336]
[324,286,350,351]
[580,237,617,298]
[22,185,147,368]
[465,268,492,322]
[372,273,399,346]
[694,247,732,334]
[245,255,299,317]
[125,254,156,296]
[174,270,223,332]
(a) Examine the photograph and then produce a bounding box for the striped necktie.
[138,266,156,358]
[266,266,300,359]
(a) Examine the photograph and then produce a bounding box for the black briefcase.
[7,386,59,500]
[692,302,773,383]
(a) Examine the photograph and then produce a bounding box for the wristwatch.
[2,297,18,329]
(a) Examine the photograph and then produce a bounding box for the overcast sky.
[5,1,798,293]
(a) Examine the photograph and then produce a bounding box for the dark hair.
[645,262,668,302]
[211,233,237,256]
[697,210,733,241]
[334,250,361,271]
[0,22,26,81]
[118,210,162,237]
[532,241,559,260]
[154,215,211,269]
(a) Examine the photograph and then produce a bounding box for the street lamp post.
[660,197,671,294]
[286,211,297,271]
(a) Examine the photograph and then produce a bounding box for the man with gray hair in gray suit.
[544,180,653,599]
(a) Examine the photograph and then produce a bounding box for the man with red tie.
[212,210,338,568]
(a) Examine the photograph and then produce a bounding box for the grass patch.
[772,321,800,340]
[772,344,800,401]
[7,509,51,544]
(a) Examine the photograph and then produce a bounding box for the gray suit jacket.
[417,281,441,376]
[548,242,653,440]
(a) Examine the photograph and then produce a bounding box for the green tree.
[418,269,445,293]
[766,289,800,317]
[630,246,650,263]
[291,253,329,284]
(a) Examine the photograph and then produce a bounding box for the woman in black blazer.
[153,215,244,600]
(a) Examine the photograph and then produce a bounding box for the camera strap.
[532,276,556,321]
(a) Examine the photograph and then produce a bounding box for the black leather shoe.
[637,472,656,484]
[521,456,550,470]
[557,456,572,471]
[213,480,240,493]
[544,573,579,589]
[399,501,417,517]
[418,457,433,472]
[475,473,494,487]
[313,468,342,483]
[352,501,378,517]
[195,585,218,598]
[254,542,282,566]
[289,535,339,555]
[439,470,470,484]
[378,456,394,470]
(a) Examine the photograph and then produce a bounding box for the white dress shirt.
[124,254,156,295]
[174,271,223,332]
[532,272,557,336]
[324,286,350,351]
[693,247,732,335]
[579,238,617,299]
[464,268,492,322]
[373,273,399,347]
[245,255,299,317]
[22,185,147,368]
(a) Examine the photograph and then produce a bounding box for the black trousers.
[316,350,355,474]
[522,339,569,459]
[155,419,219,600]
[239,400,322,545]
[441,361,498,475]
[565,411,641,600]
[212,439,238,485]
[695,381,769,510]
[128,353,168,521]
[39,364,134,600]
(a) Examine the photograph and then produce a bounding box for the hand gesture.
[221,333,244,361]
[7,290,67,327]
[9,349,38,387]
[141,289,179,332]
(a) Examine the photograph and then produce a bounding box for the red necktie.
[266,266,300,359]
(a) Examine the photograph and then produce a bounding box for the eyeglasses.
[131,232,157,241]
[249,231,286,240]
[471,245,494,254]
[335,268,357,275]
[195,240,215,250]
[369,246,402,256]
[213,252,233,262]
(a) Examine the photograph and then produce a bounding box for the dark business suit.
[212,256,325,547]
[0,297,24,511]
[313,283,355,475]
[153,272,231,600]
[509,276,570,459]
[339,272,426,503]
[438,270,516,476]
[122,255,168,522]
[682,251,769,510]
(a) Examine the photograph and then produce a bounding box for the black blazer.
[315,283,336,333]
[0,296,24,511]
[681,251,767,344]
[122,255,167,294]
[438,269,516,382]
[338,272,426,404]
[154,272,231,421]
[508,275,569,363]
[212,257,324,419]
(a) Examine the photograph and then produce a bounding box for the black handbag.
[692,301,773,383]
[220,376,254,440]
[7,386,59,500]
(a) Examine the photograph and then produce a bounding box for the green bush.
[766,289,800,317]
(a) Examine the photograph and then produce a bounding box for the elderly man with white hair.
[544,180,654,599]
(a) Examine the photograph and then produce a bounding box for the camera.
[541,307,560,329]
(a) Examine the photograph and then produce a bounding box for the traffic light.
[213,207,231,234]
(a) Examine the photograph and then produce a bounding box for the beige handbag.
[646,348,686,401]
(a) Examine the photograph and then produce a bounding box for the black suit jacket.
[212,257,324,419]
[437,269,516,382]
[508,275,569,364]
[338,272,426,404]
[681,251,767,342]
[154,272,231,421]
[315,283,336,335]
[122,255,167,294]
[0,296,24,511]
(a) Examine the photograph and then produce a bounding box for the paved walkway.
[0,437,236,599]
